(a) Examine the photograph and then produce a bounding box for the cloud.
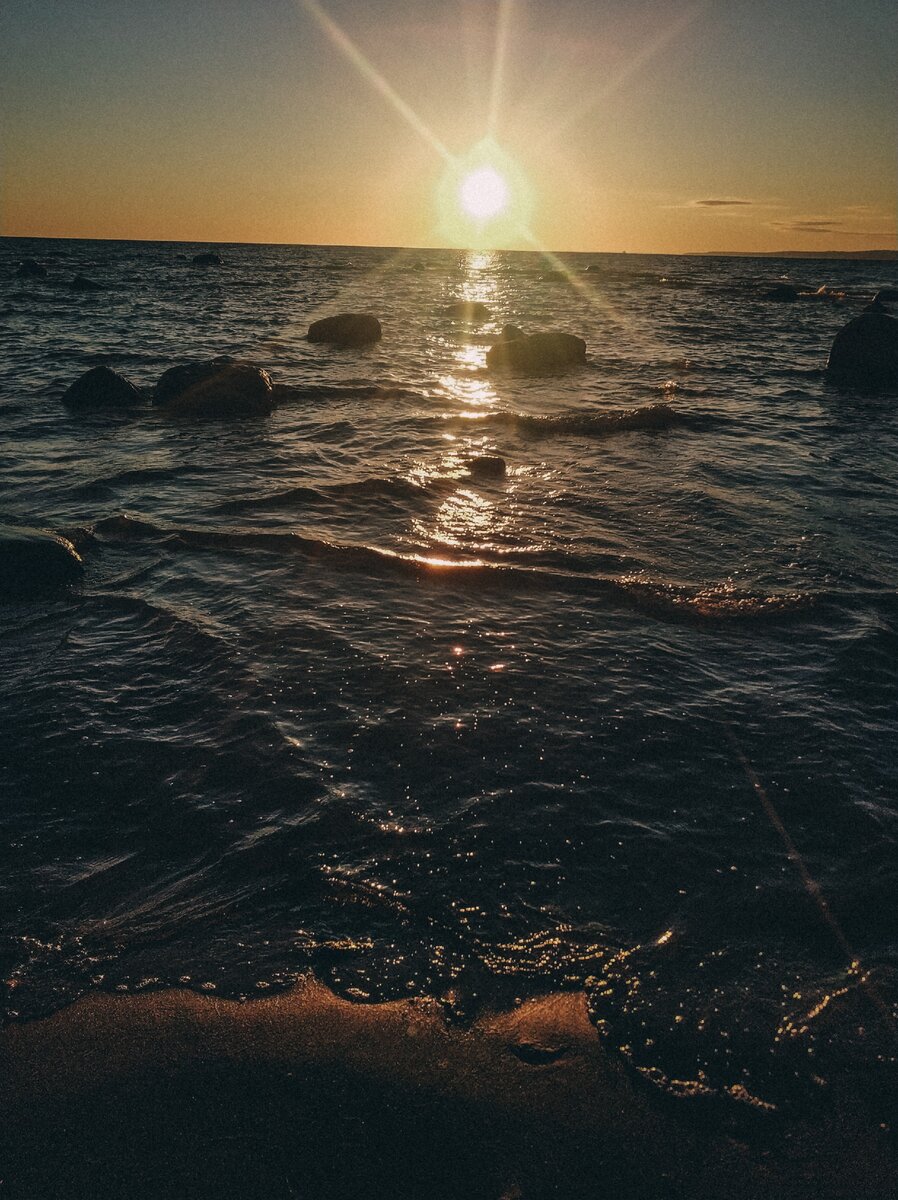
[768,218,892,237]
[692,198,754,207]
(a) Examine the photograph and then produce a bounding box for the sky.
[1,0,895,252]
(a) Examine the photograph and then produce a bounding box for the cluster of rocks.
[15,258,104,291]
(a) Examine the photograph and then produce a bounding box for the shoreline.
[2,979,894,1198]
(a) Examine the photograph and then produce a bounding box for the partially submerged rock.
[308,313,382,347]
[61,366,144,412]
[763,283,800,302]
[0,525,83,595]
[872,287,898,305]
[154,357,274,417]
[444,300,491,322]
[468,455,507,480]
[70,275,102,292]
[486,327,587,373]
[15,259,47,279]
[192,251,222,266]
[826,308,898,390]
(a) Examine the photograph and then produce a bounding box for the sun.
[459,166,509,221]
[437,140,533,248]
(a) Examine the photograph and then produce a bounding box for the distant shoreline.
[1,233,895,260]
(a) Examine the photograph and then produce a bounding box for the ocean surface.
[1,238,897,1132]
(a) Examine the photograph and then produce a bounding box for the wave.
[272,382,425,404]
[215,475,438,514]
[73,464,200,497]
[443,402,690,438]
[88,514,812,624]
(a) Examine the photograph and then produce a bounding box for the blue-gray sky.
[1,0,894,250]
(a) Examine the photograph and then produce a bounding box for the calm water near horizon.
[1,238,896,1132]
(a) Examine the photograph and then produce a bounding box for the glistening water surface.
[1,239,897,1130]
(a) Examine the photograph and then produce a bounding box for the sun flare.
[437,140,533,248]
[459,167,509,221]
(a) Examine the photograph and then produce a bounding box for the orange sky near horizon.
[1,1,895,253]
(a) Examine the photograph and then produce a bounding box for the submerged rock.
[15,259,47,280]
[0,525,83,595]
[192,251,223,266]
[62,366,144,411]
[154,357,274,417]
[486,328,587,373]
[307,313,382,346]
[444,300,491,322]
[826,309,898,390]
[70,274,103,292]
[763,283,800,302]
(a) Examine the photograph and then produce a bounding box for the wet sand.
[2,979,893,1198]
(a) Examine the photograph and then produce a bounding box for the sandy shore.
[1,979,893,1198]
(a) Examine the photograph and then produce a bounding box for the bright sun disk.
[459,166,509,221]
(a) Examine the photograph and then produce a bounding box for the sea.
[1,237,896,1135]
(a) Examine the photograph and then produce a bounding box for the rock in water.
[468,455,507,479]
[192,252,223,266]
[307,313,382,346]
[0,525,83,595]
[826,309,898,390]
[153,357,274,417]
[763,283,800,302]
[444,300,492,322]
[15,259,47,279]
[61,367,144,411]
[486,329,587,373]
[70,275,103,292]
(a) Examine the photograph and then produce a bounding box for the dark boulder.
[153,357,274,417]
[0,525,83,596]
[192,252,223,266]
[486,328,587,373]
[468,455,507,480]
[763,283,801,302]
[444,300,491,322]
[62,366,144,411]
[15,258,47,279]
[826,309,898,390]
[70,275,103,292]
[307,313,382,347]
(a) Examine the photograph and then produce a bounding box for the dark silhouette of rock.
[192,252,223,266]
[70,275,103,292]
[62,367,144,411]
[499,324,525,343]
[15,259,47,279]
[826,309,898,389]
[0,525,83,595]
[486,328,587,373]
[153,357,274,417]
[307,313,382,346]
[468,455,507,479]
[873,287,898,305]
[763,283,800,302]
[444,300,492,322]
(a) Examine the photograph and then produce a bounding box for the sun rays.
[284,0,699,354]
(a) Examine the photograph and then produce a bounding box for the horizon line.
[1,233,896,260]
